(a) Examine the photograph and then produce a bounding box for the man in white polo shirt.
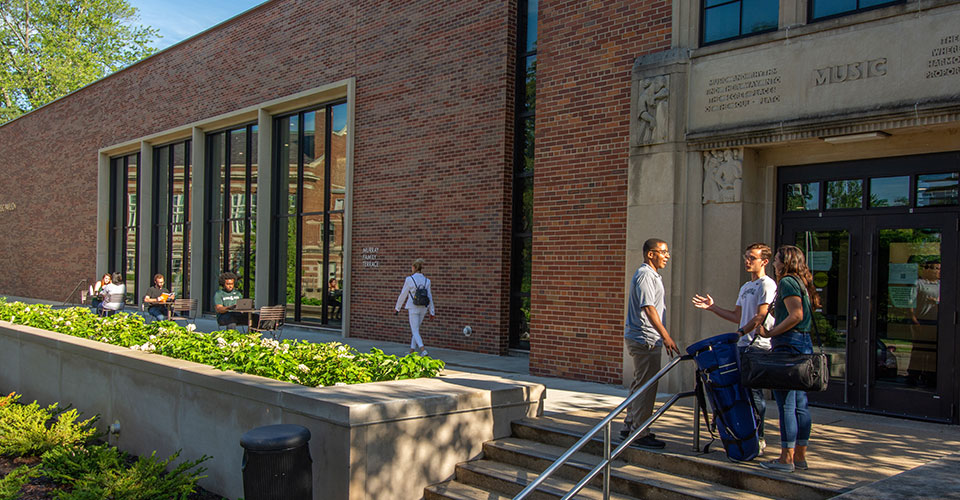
[622,238,680,449]
[692,242,776,453]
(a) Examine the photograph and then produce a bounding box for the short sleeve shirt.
[735,276,776,348]
[214,289,242,308]
[144,286,170,301]
[625,264,666,346]
[773,276,813,333]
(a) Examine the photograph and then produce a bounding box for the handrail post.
[692,392,701,451]
[603,423,611,500]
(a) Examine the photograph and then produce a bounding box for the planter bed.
[0,301,544,500]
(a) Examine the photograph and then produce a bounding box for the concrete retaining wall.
[0,321,544,499]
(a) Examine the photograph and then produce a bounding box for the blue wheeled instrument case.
[686,333,760,462]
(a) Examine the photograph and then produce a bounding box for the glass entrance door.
[783,214,957,422]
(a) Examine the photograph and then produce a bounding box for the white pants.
[408,307,427,349]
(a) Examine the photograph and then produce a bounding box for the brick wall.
[0,0,517,355]
[530,0,671,382]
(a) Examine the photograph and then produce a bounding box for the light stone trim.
[0,321,543,500]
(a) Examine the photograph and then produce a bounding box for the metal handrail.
[61,279,88,306]
[514,354,696,500]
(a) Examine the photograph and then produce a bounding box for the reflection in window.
[869,176,909,207]
[876,229,940,390]
[153,141,192,298]
[810,0,900,21]
[109,153,139,304]
[826,179,862,209]
[786,182,819,211]
[206,124,257,308]
[274,101,347,327]
[702,0,778,45]
[916,172,959,207]
[795,230,849,380]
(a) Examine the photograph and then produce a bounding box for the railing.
[61,279,88,307]
[514,354,697,500]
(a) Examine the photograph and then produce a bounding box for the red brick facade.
[530,0,671,382]
[0,0,671,383]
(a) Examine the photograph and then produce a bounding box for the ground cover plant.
[0,392,210,500]
[0,300,444,387]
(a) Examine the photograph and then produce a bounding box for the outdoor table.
[234,308,258,330]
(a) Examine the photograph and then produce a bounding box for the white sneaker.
[419,349,428,356]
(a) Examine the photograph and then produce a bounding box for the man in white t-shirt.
[692,242,776,453]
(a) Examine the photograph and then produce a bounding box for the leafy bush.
[0,465,39,500]
[49,449,208,500]
[0,393,98,456]
[0,299,444,387]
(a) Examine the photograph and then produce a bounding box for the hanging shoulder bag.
[739,277,829,392]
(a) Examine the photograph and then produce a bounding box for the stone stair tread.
[459,459,637,500]
[485,438,779,500]
[424,479,512,500]
[512,416,841,495]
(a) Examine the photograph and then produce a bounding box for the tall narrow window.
[273,101,347,327]
[205,124,258,310]
[701,0,778,45]
[109,153,140,304]
[510,0,537,349]
[153,140,192,297]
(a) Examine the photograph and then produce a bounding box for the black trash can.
[240,424,312,500]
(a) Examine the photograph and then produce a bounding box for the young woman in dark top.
[758,245,821,472]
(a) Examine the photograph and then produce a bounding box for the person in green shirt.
[214,272,244,328]
[758,245,822,473]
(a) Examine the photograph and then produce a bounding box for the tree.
[0,0,158,123]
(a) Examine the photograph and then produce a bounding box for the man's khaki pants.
[624,338,662,437]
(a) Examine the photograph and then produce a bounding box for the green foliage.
[0,393,98,456]
[0,300,445,387]
[40,443,124,484]
[50,449,208,500]
[0,0,159,123]
[0,464,39,500]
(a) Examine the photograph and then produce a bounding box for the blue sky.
[128,0,268,50]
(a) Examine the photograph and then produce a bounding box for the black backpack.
[410,275,430,306]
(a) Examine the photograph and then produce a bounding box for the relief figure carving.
[637,76,669,144]
[702,149,742,204]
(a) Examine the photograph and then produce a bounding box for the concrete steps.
[426,414,842,500]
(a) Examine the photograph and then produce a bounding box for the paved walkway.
[7,296,960,495]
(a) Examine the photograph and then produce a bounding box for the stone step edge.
[512,417,842,498]
[456,459,639,500]
[479,442,781,500]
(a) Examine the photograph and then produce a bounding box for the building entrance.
[778,152,959,423]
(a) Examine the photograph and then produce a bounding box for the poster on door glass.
[887,263,918,285]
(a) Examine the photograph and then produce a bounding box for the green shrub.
[0,393,98,456]
[0,465,39,500]
[41,443,124,484]
[52,450,209,500]
[0,300,445,388]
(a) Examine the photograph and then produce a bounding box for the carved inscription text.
[926,33,960,79]
[813,58,886,86]
[704,68,780,113]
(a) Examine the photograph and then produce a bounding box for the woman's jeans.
[771,331,813,449]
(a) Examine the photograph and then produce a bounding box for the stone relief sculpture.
[637,76,669,144]
[702,149,742,203]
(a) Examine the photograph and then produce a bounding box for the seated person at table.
[214,272,244,328]
[142,273,174,322]
[100,273,126,317]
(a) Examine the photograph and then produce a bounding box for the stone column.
[96,153,110,278]
[254,109,273,307]
[626,49,692,392]
[138,141,153,303]
[190,127,205,304]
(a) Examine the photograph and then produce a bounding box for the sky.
[127,0,269,50]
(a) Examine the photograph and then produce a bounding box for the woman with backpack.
[394,258,435,356]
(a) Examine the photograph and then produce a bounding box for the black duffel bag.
[740,346,828,392]
[739,279,829,392]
